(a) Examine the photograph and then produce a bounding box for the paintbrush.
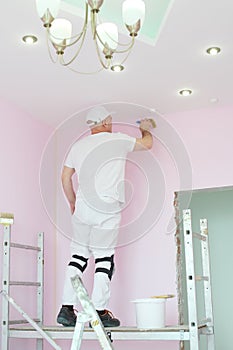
[136,118,157,128]
[150,294,175,299]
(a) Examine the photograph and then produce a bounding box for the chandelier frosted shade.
[122,0,145,26]
[96,23,118,57]
[50,18,72,50]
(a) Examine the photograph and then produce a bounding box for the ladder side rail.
[1,291,61,350]
[71,322,85,350]
[200,219,215,350]
[71,275,115,350]
[182,209,199,350]
[1,223,11,350]
[37,232,44,350]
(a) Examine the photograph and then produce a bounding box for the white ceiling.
[1,0,233,126]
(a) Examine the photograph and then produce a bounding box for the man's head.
[86,106,113,133]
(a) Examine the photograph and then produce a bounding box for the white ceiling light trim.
[22,35,38,44]
[206,46,221,55]
[179,89,193,96]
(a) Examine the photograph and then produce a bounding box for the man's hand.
[139,118,156,131]
[133,118,154,151]
[70,202,75,215]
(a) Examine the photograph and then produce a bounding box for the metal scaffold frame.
[1,210,215,349]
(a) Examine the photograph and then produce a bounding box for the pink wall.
[166,105,233,189]
[0,98,55,349]
[1,101,233,350]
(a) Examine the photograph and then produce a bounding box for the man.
[57,105,153,327]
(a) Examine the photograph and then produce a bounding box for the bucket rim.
[131,298,166,303]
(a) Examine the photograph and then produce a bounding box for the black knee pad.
[95,255,115,280]
[68,255,88,273]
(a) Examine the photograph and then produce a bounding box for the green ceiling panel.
[61,0,174,45]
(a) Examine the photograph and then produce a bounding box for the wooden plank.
[9,324,207,332]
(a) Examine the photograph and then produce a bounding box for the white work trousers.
[62,198,121,310]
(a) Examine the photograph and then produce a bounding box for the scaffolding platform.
[1,210,215,349]
[8,324,209,341]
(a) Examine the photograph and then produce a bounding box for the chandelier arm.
[59,55,105,75]
[56,28,88,66]
[48,31,84,48]
[115,44,134,66]
[90,9,97,39]
[89,11,111,69]
[96,15,136,48]
[91,9,111,59]
[92,13,114,56]
[63,1,89,48]
[46,29,59,63]
[94,29,135,56]
[113,35,135,54]
[94,36,112,69]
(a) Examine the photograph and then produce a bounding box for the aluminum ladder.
[0,212,44,350]
[70,275,114,350]
[182,209,215,350]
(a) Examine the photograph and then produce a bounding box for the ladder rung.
[10,281,41,287]
[198,317,212,325]
[195,276,209,282]
[10,242,41,251]
[9,318,40,325]
[193,232,207,241]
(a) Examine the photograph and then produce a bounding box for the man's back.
[65,132,136,203]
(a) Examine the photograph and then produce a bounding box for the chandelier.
[36,0,145,74]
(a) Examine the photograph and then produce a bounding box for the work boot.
[97,309,120,327]
[57,306,76,327]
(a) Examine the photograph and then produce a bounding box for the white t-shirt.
[65,132,136,203]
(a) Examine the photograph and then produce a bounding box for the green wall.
[176,186,233,350]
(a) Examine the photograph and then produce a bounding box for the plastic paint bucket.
[132,298,166,329]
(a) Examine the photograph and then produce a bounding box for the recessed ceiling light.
[22,35,38,44]
[111,65,124,72]
[179,89,193,96]
[206,47,221,55]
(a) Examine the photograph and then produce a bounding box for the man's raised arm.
[133,118,154,151]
